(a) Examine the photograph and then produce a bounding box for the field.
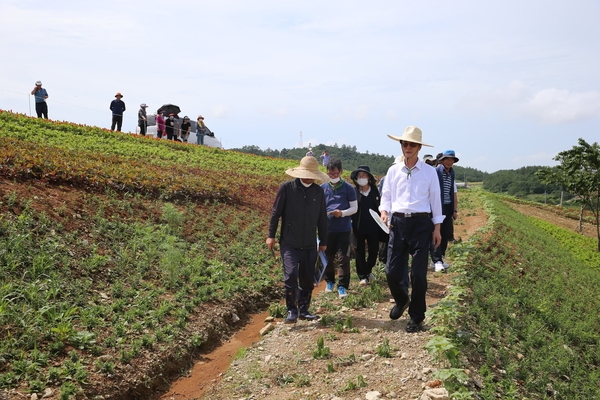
[1,111,599,399]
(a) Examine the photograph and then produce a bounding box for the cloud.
[467,81,600,124]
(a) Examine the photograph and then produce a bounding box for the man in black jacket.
[267,157,329,324]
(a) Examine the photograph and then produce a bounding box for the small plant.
[312,336,331,359]
[326,361,335,373]
[59,381,78,400]
[377,338,392,358]
[268,303,286,318]
[189,333,204,348]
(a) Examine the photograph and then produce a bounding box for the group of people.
[267,126,460,333]
[108,92,214,144]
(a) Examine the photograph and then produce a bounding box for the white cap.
[35,80,42,86]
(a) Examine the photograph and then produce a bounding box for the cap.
[140,103,147,108]
[35,80,42,86]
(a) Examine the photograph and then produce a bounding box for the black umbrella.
[157,104,181,116]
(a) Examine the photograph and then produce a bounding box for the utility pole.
[299,131,303,148]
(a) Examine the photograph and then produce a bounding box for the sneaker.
[284,310,298,324]
[359,279,368,286]
[442,262,450,270]
[434,262,444,273]
[368,273,376,282]
[325,281,334,292]
[299,311,320,321]
[338,286,348,299]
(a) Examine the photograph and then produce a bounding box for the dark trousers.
[166,130,175,140]
[386,214,433,323]
[281,245,317,312]
[431,204,454,263]
[139,122,147,136]
[157,130,164,138]
[35,102,48,119]
[111,116,123,131]
[355,231,379,280]
[324,231,351,289]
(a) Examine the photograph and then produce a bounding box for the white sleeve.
[342,200,358,217]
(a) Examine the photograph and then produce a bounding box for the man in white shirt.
[379,126,444,332]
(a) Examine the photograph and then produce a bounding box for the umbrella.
[157,104,181,115]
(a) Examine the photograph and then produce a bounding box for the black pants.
[431,204,454,263]
[139,122,147,136]
[281,245,317,312]
[386,214,433,323]
[355,231,379,280]
[35,102,48,119]
[111,116,123,131]
[324,231,351,289]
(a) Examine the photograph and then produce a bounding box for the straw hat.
[387,126,433,147]
[286,156,329,182]
[115,92,123,98]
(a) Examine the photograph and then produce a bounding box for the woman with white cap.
[267,157,329,324]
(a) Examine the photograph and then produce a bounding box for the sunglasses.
[401,141,419,148]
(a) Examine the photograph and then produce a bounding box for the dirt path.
[159,195,489,400]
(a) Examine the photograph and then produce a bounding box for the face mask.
[329,177,340,184]
[356,178,369,187]
[169,116,174,120]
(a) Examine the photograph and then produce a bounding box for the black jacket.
[351,184,381,235]
[268,179,328,249]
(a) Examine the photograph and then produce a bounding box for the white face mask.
[329,177,340,184]
[356,178,369,187]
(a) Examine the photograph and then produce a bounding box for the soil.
[159,204,491,400]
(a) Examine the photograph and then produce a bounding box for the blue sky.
[1,0,599,173]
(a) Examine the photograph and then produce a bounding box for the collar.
[328,179,345,190]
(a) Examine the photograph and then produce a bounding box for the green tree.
[536,138,600,251]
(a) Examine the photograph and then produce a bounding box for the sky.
[1,0,599,173]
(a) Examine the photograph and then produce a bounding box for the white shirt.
[379,159,444,225]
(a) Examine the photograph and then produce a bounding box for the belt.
[393,212,431,218]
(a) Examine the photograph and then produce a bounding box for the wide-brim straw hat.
[387,126,433,147]
[286,156,329,182]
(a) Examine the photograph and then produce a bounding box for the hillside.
[1,111,600,400]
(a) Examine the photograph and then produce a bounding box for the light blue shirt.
[33,88,48,103]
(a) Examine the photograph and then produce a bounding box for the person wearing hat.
[109,92,126,131]
[379,126,443,333]
[180,116,192,143]
[423,154,436,166]
[306,147,314,157]
[196,115,208,145]
[138,103,148,136]
[267,157,329,324]
[431,150,459,273]
[350,165,384,286]
[31,80,49,119]
[322,159,358,299]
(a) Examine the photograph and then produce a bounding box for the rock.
[259,323,275,336]
[366,391,382,399]
[264,355,273,363]
[420,387,449,400]
[231,313,240,323]
[30,394,38,400]
[264,316,275,323]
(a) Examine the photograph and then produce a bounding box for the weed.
[312,336,331,359]
[376,338,392,358]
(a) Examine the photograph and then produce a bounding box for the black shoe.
[405,319,424,333]
[299,311,320,321]
[389,299,410,320]
[284,311,298,324]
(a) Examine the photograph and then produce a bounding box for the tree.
[536,138,600,251]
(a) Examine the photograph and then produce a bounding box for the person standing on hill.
[31,80,48,119]
[431,150,459,272]
[322,159,357,299]
[350,165,384,286]
[320,149,330,166]
[180,116,191,143]
[196,115,207,145]
[138,104,148,136]
[380,126,443,333]
[267,157,329,324]
[165,113,176,140]
[155,111,165,138]
[109,92,126,131]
